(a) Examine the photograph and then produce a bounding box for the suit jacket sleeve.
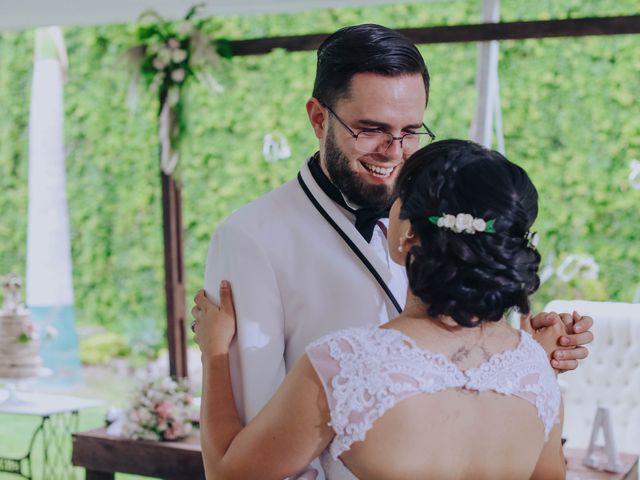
[204,220,286,423]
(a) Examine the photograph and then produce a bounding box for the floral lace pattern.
[306,326,560,459]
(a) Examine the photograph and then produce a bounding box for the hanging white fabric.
[469,0,505,154]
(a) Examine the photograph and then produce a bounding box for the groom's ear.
[306,98,328,140]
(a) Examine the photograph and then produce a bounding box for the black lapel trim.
[297,172,402,315]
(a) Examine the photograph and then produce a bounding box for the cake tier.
[0,340,40,355]
[0,358,43,379]
[0,311,42,379]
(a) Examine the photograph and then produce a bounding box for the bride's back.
[316,320,553,480]
[343,376,545,479]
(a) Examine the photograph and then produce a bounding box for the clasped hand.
[524,311,593,373]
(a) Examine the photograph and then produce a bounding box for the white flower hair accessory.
[428,213,495,234]
[525,231,540,249]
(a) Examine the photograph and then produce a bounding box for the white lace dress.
[305,326,561,480]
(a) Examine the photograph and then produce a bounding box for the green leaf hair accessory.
[428,213,495,234]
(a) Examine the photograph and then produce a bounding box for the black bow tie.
[308,154,389,242]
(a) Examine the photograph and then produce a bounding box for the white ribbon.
[262,132,291,162]
[159,100,179,175]
[556,254,599,283]
[629,159,640,190]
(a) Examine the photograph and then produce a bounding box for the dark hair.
[312,24,430,108]
[394,140,541,328]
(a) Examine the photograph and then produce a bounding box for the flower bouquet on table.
[116,375,196,441]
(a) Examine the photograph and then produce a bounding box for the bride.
[192,139,568,479]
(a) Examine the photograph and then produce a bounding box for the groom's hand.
[529,311,593,372]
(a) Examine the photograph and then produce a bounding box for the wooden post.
[161,171,187,379]
[159,88,187,379]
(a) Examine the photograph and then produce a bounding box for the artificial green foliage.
[0,0,638,342]
[79,331,131,365]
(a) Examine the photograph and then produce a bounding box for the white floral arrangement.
[429,213,496,234]
[118,376,195,441]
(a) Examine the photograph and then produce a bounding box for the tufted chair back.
[544,300,640,455]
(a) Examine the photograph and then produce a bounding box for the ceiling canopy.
[2,0,434,31]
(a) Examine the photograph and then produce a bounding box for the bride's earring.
[397,245,403,253]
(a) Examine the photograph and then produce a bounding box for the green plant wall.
[0,0,638,342]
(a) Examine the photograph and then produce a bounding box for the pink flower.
[164,422,185,440]
[155,401,174,419]
[167,38,180,49]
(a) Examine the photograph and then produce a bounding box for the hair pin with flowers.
[429,213,495,234]
[525,231,540,249]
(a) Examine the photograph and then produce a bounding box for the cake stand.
[0,368,53,406]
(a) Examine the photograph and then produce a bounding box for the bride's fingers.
[194,289,221,312]
[219,281,236,317]
[193,289,205,304]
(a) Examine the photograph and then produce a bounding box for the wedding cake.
[0,275,43,379]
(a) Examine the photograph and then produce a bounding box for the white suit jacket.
[204,157,408,424]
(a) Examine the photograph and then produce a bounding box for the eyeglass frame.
[321,102,436,154]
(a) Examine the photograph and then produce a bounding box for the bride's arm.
[193,285,334,480]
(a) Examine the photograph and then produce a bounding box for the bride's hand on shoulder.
[191,281,237,357]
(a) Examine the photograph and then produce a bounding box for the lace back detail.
[306,326,560,459]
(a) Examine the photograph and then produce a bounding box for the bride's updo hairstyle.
[394,139,541,327]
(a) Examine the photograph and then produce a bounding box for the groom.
[204,22,592,472]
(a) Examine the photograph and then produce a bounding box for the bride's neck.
[402,290,480,331]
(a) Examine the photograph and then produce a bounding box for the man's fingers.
[551,359,579,372]
[219,280,236,317]
[559,313,573,328]
[571,313,593,335]
[530,312,560,330]
[559,331,594,348]
[553,346,589,362]
[519,314,534,334]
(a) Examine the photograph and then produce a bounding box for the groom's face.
[321,72,427,209]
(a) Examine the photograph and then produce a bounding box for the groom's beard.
[324,125,394,210]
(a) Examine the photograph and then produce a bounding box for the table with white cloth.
[0,390,102,480]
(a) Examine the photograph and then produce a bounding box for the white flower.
[153,58,166,71]
[472,218,486,232]
[530,232,540,248]
[171,49,188,63]
[157,48,172,64]
[437,217,445,227]
[525,231,540,249]
[454,213,474,233]
[45,325,59,338]
[442,214,456,229]
[171,68,186,82]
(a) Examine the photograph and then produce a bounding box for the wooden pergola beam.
[167,13,640,379]
[227,15,640,56]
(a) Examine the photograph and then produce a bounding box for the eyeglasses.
[323,103,435,155]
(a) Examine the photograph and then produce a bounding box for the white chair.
[544,300,640,455]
